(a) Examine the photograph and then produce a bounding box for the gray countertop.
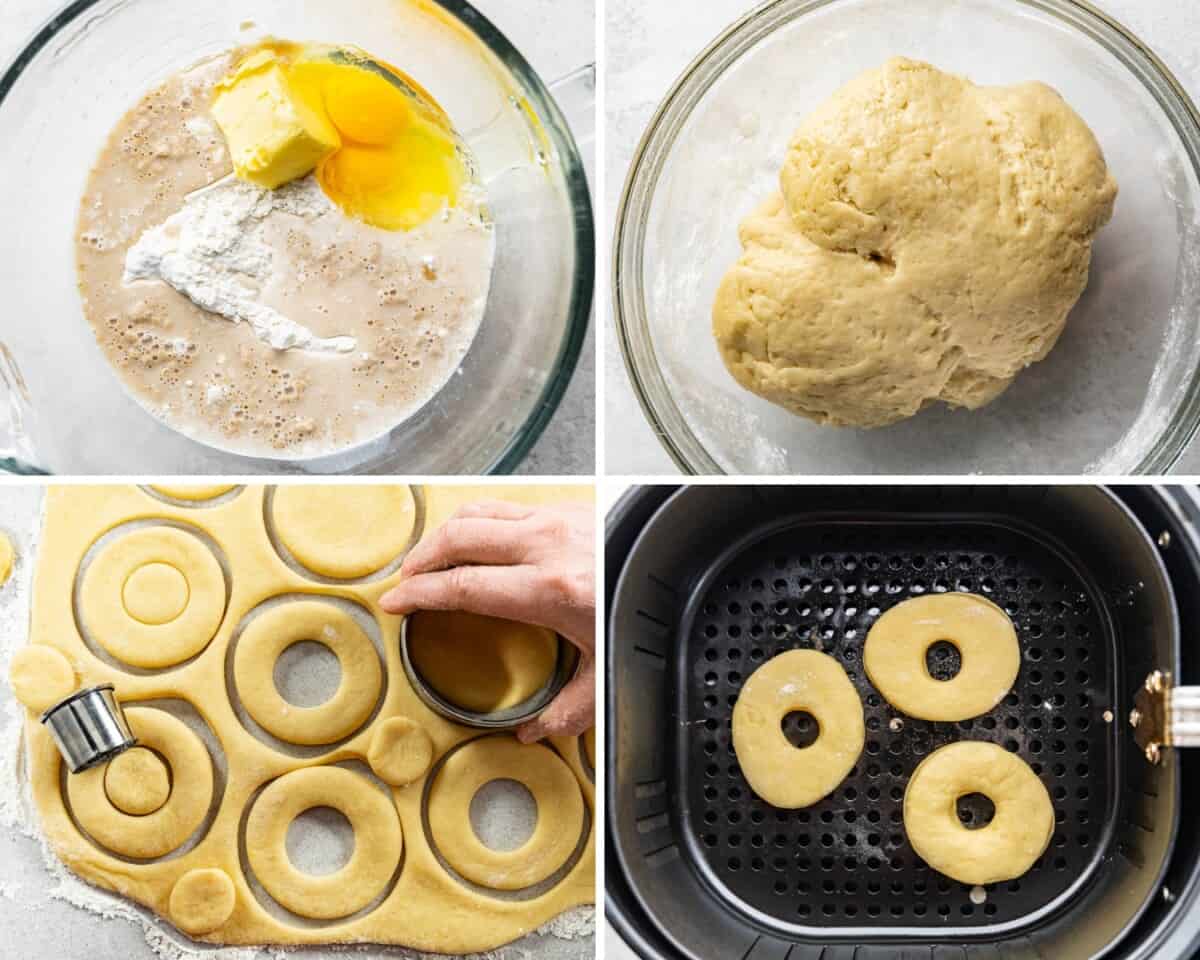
[0,0,596,477]
[604,0,1200,477]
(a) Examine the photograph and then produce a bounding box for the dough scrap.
[407,610,558,712]
[105,747,171,815]
[79,526,226,668]
[273,485,416,579]
[19,484,594,951]
[731,649,864,808]
[0,531,13,586]
[367,716,434,786]
[904,741,1054,884]
[234,600,382,745]
[9,645,76,713]
[713,57,1117,427]
[429,736,584,890]
[170,868,237,935]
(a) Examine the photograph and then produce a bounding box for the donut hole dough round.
[712,57,1117,428]
[245,766,402,920]
[9,645,76,713]
[864,593,1020,721]
[904,741,1054,884]
[367,716,434,787]
[429,736,583,890]
[67,707,213,859]
[234,600,382,746]
[105,747,171,816]
[170,868,236,935]
[79,526,226,669]
[731,649,864,808]
[407,610,558,713]
[273,485,416,579]
[0,531,13,586]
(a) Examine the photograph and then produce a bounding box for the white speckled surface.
[0,0,596,477]
[604,0,1200,477]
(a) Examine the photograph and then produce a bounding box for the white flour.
[123,176,357,354]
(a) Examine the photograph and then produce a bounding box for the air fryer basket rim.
[606,485,1197,960]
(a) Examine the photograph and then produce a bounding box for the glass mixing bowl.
[0,0,593,474]
[613,0,1200,475]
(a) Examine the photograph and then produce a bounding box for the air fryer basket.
[607,486,1198,960]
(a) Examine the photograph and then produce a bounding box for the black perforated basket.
[606,486,1200,960]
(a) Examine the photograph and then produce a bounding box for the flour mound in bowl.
[712,57,1117,428]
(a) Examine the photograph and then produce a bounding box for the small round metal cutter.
[40,684,136,773]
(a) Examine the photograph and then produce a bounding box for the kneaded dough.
[17,484,594,952]
[732,649,864,807]
[713,57,1117,427]
[9,645,77,713]
[904,741,1054,884]
[864,593,1020,721]
[407,610,558,713]
[273,485,416,579]
[0,531,12,586]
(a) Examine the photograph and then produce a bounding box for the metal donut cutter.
[41,684,136,773]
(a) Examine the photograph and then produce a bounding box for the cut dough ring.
[904,741,1054,884]
[66,707,214,859]
[266,485,426,584]
[245,766,402,920]
[732,649,865,808]
[78,524,226,669]
[233,599,383,746]
[428,736,585,891]
[143,484,241,505]
[864,593,1020,721]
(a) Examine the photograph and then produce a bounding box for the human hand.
[380,500,595,743]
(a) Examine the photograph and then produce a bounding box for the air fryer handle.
[1130,671,1200,762]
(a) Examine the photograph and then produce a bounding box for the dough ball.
[368,716,434,786]
[8,645,76,713]
[105,747,171,815]
[169,868,236,936]
[713,57,1117,427]
[0,532,12,586]
[406,610,558,713]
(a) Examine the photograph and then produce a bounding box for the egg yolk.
[224,41,468,231]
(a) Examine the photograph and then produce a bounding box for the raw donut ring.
[864,593,1020,721]
[904,741,1054,884]
[67,707,213,859]
[149,484,237,501]
[732,649,865,808]
[234,600,382,746]
[429,736,584,890]
[79,526,226,669]
[272,486,417,579]
[245,766,402,919]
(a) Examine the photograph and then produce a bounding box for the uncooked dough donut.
[67,708,213,859]
[170,868,237,935]
[150,484,237,501]
[79,526,226,669]
[407,610,558,712]
[234,600,382,745]
[105,747,171,815]
[273,485,416,579]
[732,649,864,808]
[245,766,402,919]
[9,645,76,713]
[904,741,1054,884]
[367,716,434,786]
[864,593,1020,721]
[429,736,584,890]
